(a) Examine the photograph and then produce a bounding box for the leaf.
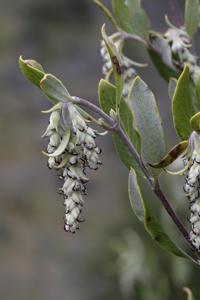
[98,79,116,114]
[128,168,197,261]
[19,56,45,88]
[148,32,178,81]
[185,0,200,38]
[183,287,194,300]
[119,97,141,154]
[195,74,200,110]
[98,79,141,172]
[129,76,166,165]
[172,65,195,140]
[111,0,150,40]
[149,140,188,169]
[40,73,70,104]
[190,112,200,132]
[111,0,132,33]
[126,0,150,41]
[168,78,177,100]
[101,24,123,111]
[92,0,118,28]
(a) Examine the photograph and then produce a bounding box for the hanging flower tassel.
[182,135,200,249]
[180,131,200,250]
[150,125,200,250]
[42,102,104,233]
[164,24,200,82]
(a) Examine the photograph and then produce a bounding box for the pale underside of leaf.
[129,76,166,166]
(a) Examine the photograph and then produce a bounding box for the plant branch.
[73,96,114,126]
[119,31,148,47]
[72,95,200,259]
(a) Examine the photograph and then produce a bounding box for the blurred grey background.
[0,0,199,299]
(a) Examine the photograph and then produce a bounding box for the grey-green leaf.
[172,65,195,140]
[111,0,150,40]
[129,76,166,165]
[98,79,141,172]
[128,168,197,261]
[40,74,70,104]
[185,0,200,37]
[101,24,123,110]
[111,0,135,33]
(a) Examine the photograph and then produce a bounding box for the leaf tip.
[190,112,200,132]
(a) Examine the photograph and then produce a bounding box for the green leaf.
[40,73,70,104]
[183,287,194,300]
[149,140,188,169]
[101,24,123,111]
[98,79,141,172]
[128,168,196,261]
[190,112,200,132]
[185,0,200,37]
[111,0,132,33]
[148,32,178,81]
[111,0,150,40]
[172,65,195,140]
[19,56,45,88]
[129,76,166,165]
[98,79,116,114]
[195,74,200,109]
[92,0,118,29]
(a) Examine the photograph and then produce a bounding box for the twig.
[119,31,148,47]
[72,95,200,259]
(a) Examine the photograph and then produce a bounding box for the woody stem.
[72,96,200,260]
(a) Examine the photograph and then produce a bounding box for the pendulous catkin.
[42,102,104,233]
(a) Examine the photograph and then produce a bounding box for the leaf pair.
[99,76,166,172]
[19,56,71,104]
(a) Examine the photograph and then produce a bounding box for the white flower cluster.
[164,27,200,82]
[42,102,102,233]
[183,132,200,249]
[100,36,137,100]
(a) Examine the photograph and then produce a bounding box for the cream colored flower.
[42,102,104,233]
